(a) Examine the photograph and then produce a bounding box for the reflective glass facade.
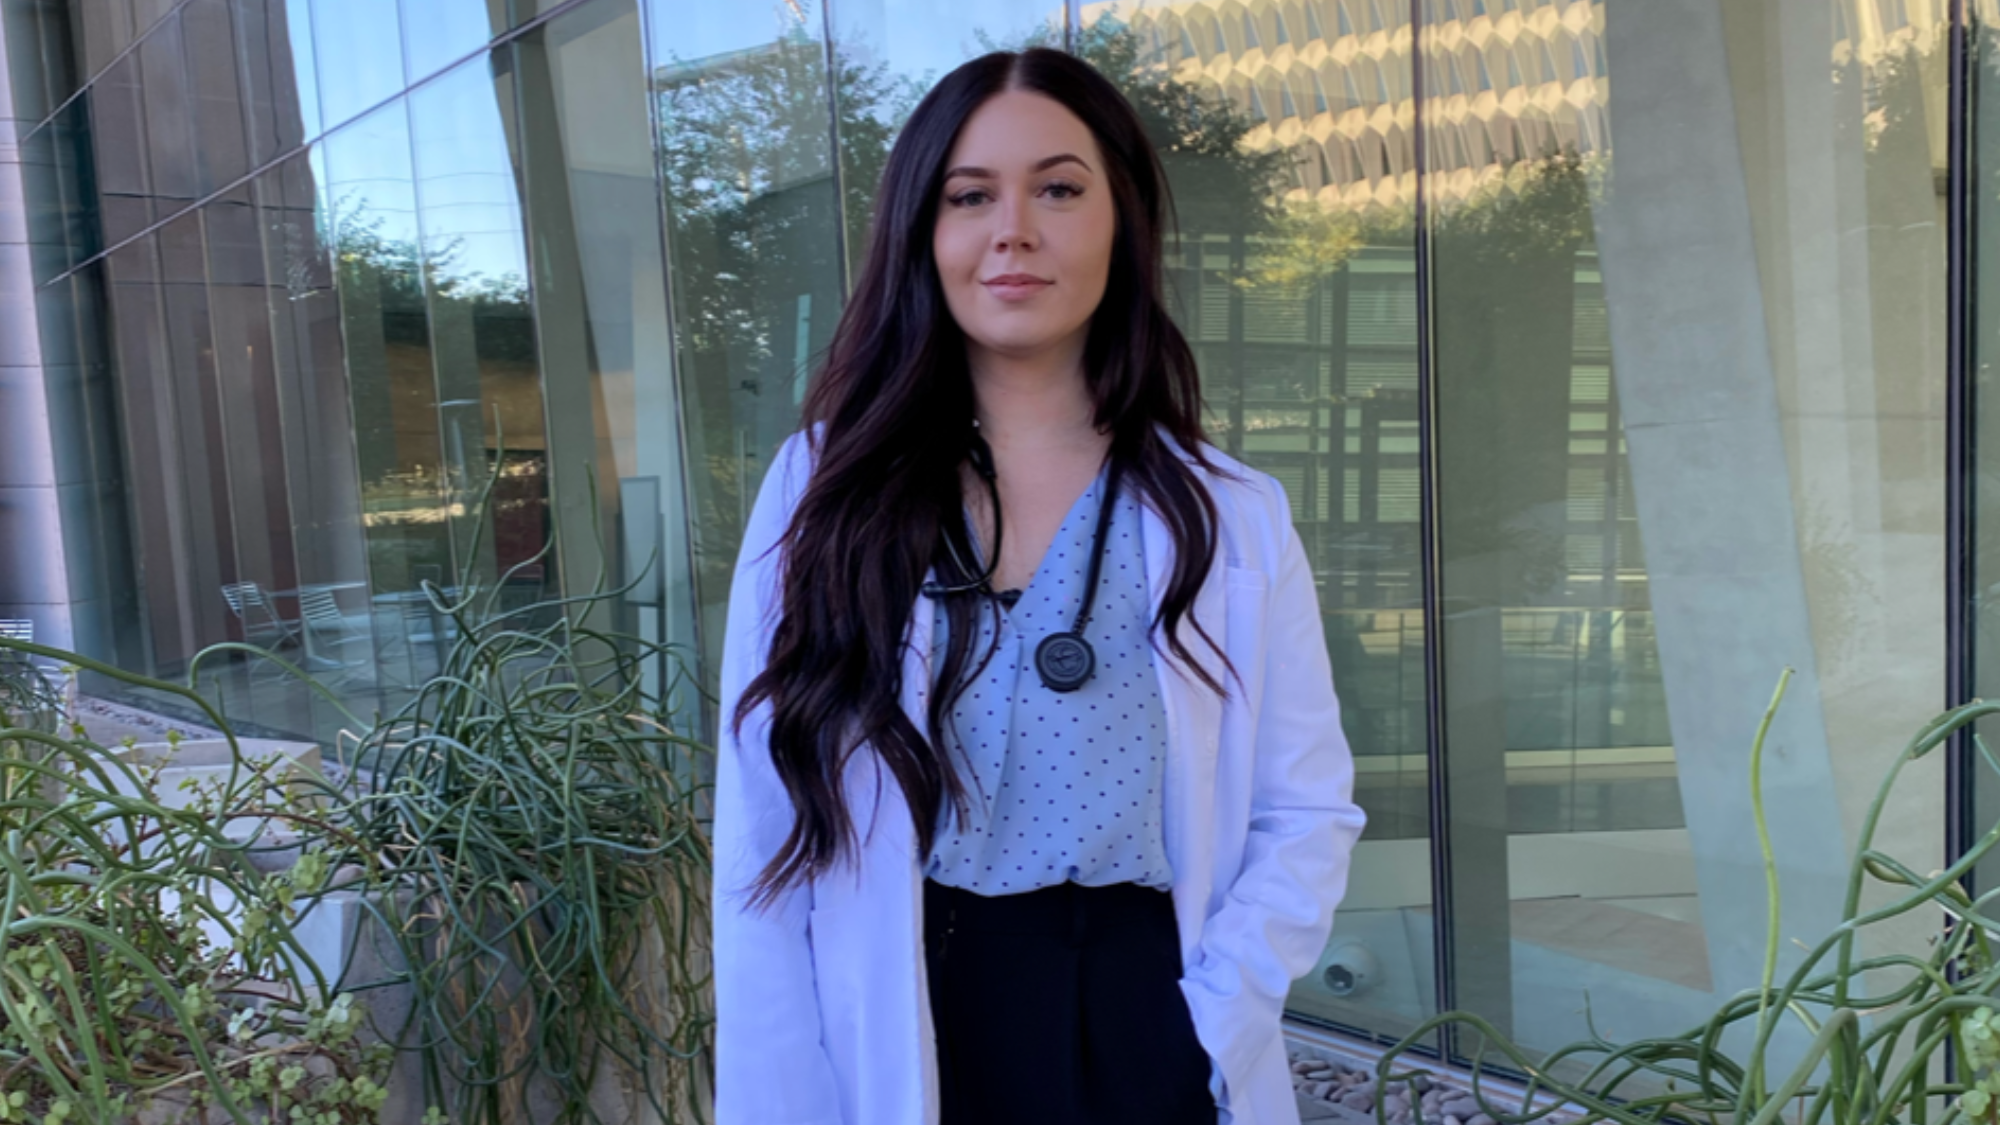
[0,0,1980,1062]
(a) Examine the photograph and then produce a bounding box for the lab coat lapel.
[1140,489,1227,957]
[879,569,936,1124]
[888,577,934,845]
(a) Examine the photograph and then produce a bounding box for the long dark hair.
[734,47,1237,905]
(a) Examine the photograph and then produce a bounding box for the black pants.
[923,878,1219,1125]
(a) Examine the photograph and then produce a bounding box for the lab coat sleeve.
[1181,472,1369,1114]
[713,431,845,1125]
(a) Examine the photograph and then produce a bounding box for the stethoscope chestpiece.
[931,426,1120,697]
[1034,631,1095,693]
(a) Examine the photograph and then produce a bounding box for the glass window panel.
[399,0,507,89]
[2,0,74,125]
[68,0,135,79]
[516,0,698,703]
[1427,0,1947,1069]
[1969,2,2000,906]
[44,263,146,671]
[1085,0,1436,1039]
[98,214,243,677]
[66,269,112,471]
[254,149,362,597]
[156,209,239,667]
[22,98,99,284]
[233,0,320,159]
[132,0,178,38]
[103,234,183,668]
[183,0,253,195]
[203,195,297,628]
[89,52,154,245]
[409,56,552,604]
[309,0,403,132]
[240,150,381,737]
[321,98,453,669]
[178,171,375,735]
[647,0,847,677]
[137,12,199,207]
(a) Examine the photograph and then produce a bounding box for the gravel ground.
[1289,1047,1572,1125]
[73,694,221,744]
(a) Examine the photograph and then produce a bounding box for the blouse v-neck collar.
[968,457,1112,619]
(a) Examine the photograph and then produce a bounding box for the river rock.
[1441,1096,1482,1119]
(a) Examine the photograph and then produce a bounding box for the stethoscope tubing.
[919,431,1121,693]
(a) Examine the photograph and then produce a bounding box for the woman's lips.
[982,274,1052,301]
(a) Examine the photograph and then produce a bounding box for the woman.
[714,47,1365,1125]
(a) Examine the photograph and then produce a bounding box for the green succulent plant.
[0,645,392,1125]
[1374,670,2000,1125]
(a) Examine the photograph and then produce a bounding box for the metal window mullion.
[1408,0,1459,1056]
[1946,0,1977,895]
[822,0,852,299]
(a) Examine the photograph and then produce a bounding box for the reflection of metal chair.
[221,583,300,681]
[298,589,372,686]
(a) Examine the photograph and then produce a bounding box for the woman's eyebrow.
[1032,153,1093,173]
[942,153,1095,180]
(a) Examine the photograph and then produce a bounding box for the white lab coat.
[714,425,1366,1125]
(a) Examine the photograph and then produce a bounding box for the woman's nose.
[993,195,1038,253]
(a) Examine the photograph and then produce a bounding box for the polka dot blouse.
[923,459,1173,895]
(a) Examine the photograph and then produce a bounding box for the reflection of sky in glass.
[832,0,1064,86]
[648,0,822,64]
[310,0,404,131]
[284,0,322,141]
[401,0,508,88]
[409,59,528,290]
[646,0,1063,83]
[319,99,419,249]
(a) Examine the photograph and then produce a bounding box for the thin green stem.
[1745,668,1793,1111]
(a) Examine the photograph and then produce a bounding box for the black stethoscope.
[920,426,1121,693]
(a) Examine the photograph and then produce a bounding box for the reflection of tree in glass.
[1069,16,1291,242]
[322,198,540,590]
[652,22,938,629]
[1424,149,1596,605]
[654,30,910,363]
[325,197,532,355]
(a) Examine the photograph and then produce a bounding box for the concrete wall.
[1593,0,1946,1034]
[0,5,72,651]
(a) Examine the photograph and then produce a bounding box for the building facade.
[0,0,1989,1069]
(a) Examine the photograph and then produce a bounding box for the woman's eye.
[1043,181,1084,200]
[948,189,992,207]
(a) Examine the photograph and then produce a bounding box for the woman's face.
[932,89,1117,368]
